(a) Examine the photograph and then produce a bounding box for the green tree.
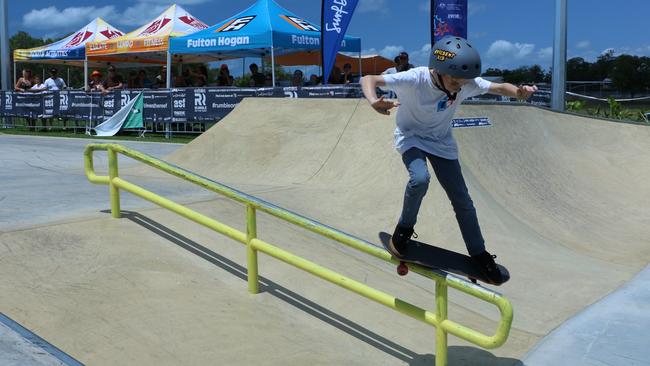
[610,54,648,97]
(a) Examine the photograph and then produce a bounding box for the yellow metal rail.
[84,143,513,366]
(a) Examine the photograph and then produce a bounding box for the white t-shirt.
[382,66,491,160]
[30,83,45,90]
[44,77,66,90]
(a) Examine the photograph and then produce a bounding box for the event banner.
[321,0,359,84]
[432,0,467,45]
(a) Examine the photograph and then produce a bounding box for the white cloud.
[115,3,169,27]
[537,47,553,61]
[23,6,115,30]
[576,40,591,49]
[487,40,535,60]
[357,0,389,14]
[364,44,431,67]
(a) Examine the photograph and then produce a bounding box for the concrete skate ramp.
[166,98,650,339]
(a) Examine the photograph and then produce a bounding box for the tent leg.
[271,47,276,87]
[67,67,70,88]
[166,52,172,88]
[13,61,16,86]
[358,51,362,78]
[83,58,88,90]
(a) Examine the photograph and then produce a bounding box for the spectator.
[264,73,273,86]
[249,63,265,87]
[14,69,33,92]
[342,63,354,84]
[382,56,401,75]
[154,66,167,88]
[44,68,67,90]
[102,65,123,93]
[190,66,208,87]
[397,51,414,72]
[87,70,104,92]
[305,74,321,86]
[291,69,304,87]
[30,75,46,91]
[136,69,152,88]
[328,65,343,84]
[217,64,233,86]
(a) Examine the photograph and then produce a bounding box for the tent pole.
[13,61,16,86]
[358,51,362,78]
[67,67,70,88]
[83,57,88,90]
[166,51,172,88]
[271,47,276,87]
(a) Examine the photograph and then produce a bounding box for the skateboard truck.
[395,261,478,284]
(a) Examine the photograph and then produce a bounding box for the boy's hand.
[516,85,538,100]
[370,96,400,115]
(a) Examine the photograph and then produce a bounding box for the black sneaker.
[471,251,509,285]
[390,225,416,257]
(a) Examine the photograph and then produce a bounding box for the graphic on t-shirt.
[437,96,454,112]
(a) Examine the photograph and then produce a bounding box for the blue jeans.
[398,147,486,256]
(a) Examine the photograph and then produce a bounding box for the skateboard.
[379,232,510,285]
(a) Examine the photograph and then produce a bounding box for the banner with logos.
[432,0,468,45]
[321,0,359,84]
[5,86,554,125]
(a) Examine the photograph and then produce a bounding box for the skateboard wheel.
[397,262,409,276]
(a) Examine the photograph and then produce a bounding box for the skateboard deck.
[379,232,509,285]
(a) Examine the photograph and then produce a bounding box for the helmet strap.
[434,71,458,102]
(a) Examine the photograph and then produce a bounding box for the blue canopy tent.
[169,0,361,86]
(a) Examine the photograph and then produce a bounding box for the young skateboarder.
[361,36,537,284]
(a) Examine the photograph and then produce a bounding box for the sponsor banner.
[451,117,491,128]
[171,88,191,122]
[42,91,60,118]
[63,91,102,121]
[0,91,4,115]
[432,0,467,45]
[322,0,359,84]
[193,88,258,121]
[13,93,43,117]
[88,36,170,55]
[143,90,172,122]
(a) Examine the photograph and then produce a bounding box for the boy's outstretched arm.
[361,75,400,115]
[489,82,538,100]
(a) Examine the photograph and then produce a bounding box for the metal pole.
[166,51,172,88]
[83,58,88,90]
[0,0,9,91]
[271,47,276,87]
[551,0,567,111]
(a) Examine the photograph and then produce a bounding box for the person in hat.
[87,70,104,92]
[44,68,67,90]
[360,36,537,284]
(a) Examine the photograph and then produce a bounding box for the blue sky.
[6,0,649,72]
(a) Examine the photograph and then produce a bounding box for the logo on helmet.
[433,49,456,61]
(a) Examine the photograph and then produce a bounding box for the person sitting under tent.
[217,64,234,87]
[87,70,104,92]
[291,70,304,87]
[328,65,343,84]
[342,63,355,84]
[29,75,46,92]
[249,63,266,87]
[44,68,67,90]
[102,65,124,93]
[14,69,33,92]
[154,66,167,88]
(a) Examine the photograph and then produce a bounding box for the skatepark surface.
[1,98,649,365]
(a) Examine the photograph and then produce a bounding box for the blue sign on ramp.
[451,117,491,128]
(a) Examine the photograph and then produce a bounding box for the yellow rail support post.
[436,280,448,365]
[107,147,120,218]
[84,143,514,366]
[247,204,259,294]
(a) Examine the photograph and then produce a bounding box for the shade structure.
[275,52,394,75]
[86,4,209,64]
[169,0,361,57]
[13,18,123,66]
